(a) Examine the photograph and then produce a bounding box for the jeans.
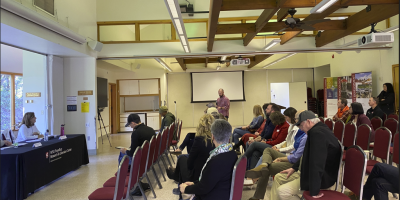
[255,156,263,168]
[178,133,195,153]
[232,128,250,145]
[118,152,132,166]
[244,142,272,170]
[363,163,399,200]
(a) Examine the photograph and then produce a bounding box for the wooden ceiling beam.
[277,8,290,22]
[280,4,342,45]
[243,0,287,46]
[207,0,223,52]
[184,56,256,64]
[205,57,209,68]
[176,58,187,71]
[247,54,273,68]
[221,0,399,11]
[316,4,399,47]
[216,20,346,34]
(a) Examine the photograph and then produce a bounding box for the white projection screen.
[191,71,245,102]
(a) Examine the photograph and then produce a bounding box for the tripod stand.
[97,108,112,147]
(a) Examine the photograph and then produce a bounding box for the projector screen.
[191,71,245,103]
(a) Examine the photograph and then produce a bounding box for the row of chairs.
[88,120,182,200]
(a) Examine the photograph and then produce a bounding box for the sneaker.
[172,188,180,195]
[243,178,254,186]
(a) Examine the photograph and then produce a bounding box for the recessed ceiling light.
[310,0,339,14]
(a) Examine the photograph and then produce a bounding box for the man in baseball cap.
[275,110,342,199]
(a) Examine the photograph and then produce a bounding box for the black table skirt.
[1,134,89,200]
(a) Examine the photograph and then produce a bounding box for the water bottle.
[44,129,49,141]
[60,124,65,136]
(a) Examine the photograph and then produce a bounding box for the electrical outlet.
[87,136,90,141]
[85,123,90,127]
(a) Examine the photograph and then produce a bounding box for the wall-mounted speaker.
[87,41,103,52]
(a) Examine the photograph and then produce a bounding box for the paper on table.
[1,146,13,150]
[16,143,27,146]
[26,139,43,143]
[27,135,38,139]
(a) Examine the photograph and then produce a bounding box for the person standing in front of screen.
[217,89,230,121]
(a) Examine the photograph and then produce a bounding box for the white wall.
[51,56,64,135]
[23,51,47,133]
[64,57,97,154]
[1,44,23,73]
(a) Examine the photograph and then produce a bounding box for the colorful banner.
[324,77,340,118]
[352,72,372,114]
[339,76,353,107]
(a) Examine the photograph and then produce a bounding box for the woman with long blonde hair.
[16,112,41,142]
[166,114,216,197]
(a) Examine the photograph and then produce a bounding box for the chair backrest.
[139,140,150,176]
[371,116,383,131]
[388,113,399,121]
[114,155,130,200]
[127,147,142,194]
[384,118,398,142]
[319,117,324,123]
[341,145,367,200]
[159,127,169,155]
[147,136,156,170]
[335,140,344,191]
[8,130,14,143]
[382,113,387,122]
[154,133,162,160]
[167,123,175,147]
[333,120,345,143]
[176,120,183,142]
[356,124,372,151]
[229,155,247,200]
[372,127,392,163]
[343,122,357,148]
[325,118,333,130]
[393,133,399,165]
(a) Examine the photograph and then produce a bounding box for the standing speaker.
[88,41,103,52]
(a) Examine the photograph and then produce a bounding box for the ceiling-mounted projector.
[180,4,194,16]
[358,32,394,47]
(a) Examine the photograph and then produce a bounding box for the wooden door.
[109,83,118,134]
[393,64,399,114]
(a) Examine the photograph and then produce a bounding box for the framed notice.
[67,105,77,112]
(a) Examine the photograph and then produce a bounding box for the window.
[1,73,23,131]
[34,0,55,15]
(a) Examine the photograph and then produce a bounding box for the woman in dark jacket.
[180,119,238,200]
[166,114,215,194]
[350,102,375,142]
[377,83,395,115]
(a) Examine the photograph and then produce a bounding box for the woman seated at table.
[16,112,42,142]
[179,119,237,200]
[167,114,215,195]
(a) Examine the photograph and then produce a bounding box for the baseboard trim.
[88,149,97,156]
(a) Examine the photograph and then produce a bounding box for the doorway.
[392,64,399,114]
[109,83,117,134]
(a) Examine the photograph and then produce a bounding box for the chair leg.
[152,165,163,189]
[145,174,157,198]
[169,152,176,164]
[164,151,173,167]
[157,160,166,181]
[138,178,147,200]
[161,156,169,169]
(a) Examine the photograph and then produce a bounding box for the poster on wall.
[352,72,372,114]
[324,77,339,118]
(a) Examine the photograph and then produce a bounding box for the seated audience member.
[366,97,385,120]
[350,102,375,142]
[167,114,215,196]
[179,119,237,200]
[204,102,218,115]
[243,111,289,168]
[232,105,264,145]
[159,106,176,134]
[120,114,155,195]
[16,112,42,142]
[363,163,399,200]
[270,111,342,200]
[1,138,12,147]
[233,117,267,152]
[245,117,307,200]
[332,98,351,122]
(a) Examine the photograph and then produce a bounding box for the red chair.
[153,132,166,181]
[384,118,398,143]
[159,128,172,168]
[390,133,399,166]
[138,140,156,199]
[382,113,387,122]
[388,113,399,121]
[325,118,333,131]
[365,127,392,174]
[171,120,183,150]
[165,123,176,166]
[333,120,345,143]
[302,145,367,200]
[370,116,383,131]
[342,123,357,161]
[319,117,324,123]
[88,155,130,200]
[355,124,372,151]
[146,136,163,189]
[229,155,247,200]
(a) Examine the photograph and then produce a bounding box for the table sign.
[59,136,67,140]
